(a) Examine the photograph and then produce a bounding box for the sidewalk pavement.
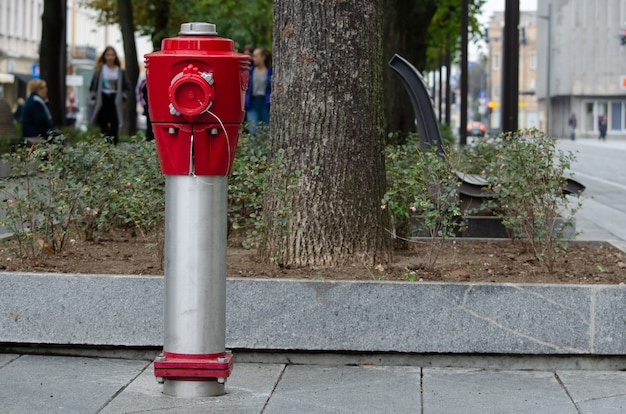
[1,352,625,413]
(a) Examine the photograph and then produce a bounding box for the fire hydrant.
[145,22,249,398]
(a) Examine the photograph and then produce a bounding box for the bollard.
[145,22,249,397]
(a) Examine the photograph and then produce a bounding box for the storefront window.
[584,102,594,132]
[611,102,622,131]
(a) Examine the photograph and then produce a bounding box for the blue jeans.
[246,96,270,137]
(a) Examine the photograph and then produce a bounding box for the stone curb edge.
[1,272,624,355]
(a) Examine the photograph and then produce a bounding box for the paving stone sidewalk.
[1,353,626,413]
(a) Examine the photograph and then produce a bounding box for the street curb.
[1,272,624,355]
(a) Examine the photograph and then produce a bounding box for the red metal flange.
[154,352,233,382]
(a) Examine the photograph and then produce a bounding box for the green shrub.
[0,124,582,274]
[480,128,582,271]
[228,125,297,250]
[381,128,582,273]
[228,130,270,244]
[382,133,462,266]
[439,123,456,149]
[0,135,164,260]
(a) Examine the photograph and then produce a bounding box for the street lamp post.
[501,0,520,133]
[538,3,552,136]
[461,0,468,146]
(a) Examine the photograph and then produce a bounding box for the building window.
[611,102,622,131]
[492,55,500,70]
[530,54,537,70]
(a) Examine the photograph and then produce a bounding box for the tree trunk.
[266,0,392,268]
[118,0,138,135]
[382,0,438,140]
[151,1,170,51]
[40,0,66,127]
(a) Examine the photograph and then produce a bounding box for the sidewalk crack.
[554,372,583,414]
[261,363,287,413]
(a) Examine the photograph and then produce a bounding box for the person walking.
[568,113,577,141]
[65,87,79,127]
[598,115,607,141]
[89,46,130,145]
[245,48,272,137]
[241,44,254,65]
[135,72,154,141]
[21,79,60,142]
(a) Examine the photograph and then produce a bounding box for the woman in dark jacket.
[21,79,59,141]
[89,46,130,145]
[245,48,272,137]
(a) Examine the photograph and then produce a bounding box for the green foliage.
[260,147,300,261]
[85,0,273,51]
[425,0,488,70]
[228,126,297,250]
[439,123,456,148]
[454,135,504,175]
[228,128,270,246]
[0,136,164,261]
[479,128,582,272]
[192,0,274,49]
[381,128,583,274]
[0,137,21,155]
[381,133,462,267]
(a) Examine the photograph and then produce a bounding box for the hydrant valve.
[168,64,215,118]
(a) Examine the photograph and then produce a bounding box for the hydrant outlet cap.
[179,22,217,36]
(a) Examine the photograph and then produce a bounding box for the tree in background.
[117,0,139,136]
[86,0,486,138]
[87,0,273,51]
[40,0,67,127]
[264,0,392,267]
[382,0,438,141]
[383,0,486,139]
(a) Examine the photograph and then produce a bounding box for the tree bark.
[40,0,66,127]
[118,0,138,135]
[266,0,392,267]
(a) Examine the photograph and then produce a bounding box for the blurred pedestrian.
[89,46,130,145]
[65,87,79,127]
[245,48,272,137]
[568,113,577,141]
[598,115,607,141]
[21,79,61,142]
[135,72,154,141]
[12,97,24,126]
[241,44,254,65]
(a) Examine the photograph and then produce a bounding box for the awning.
[0,73,15,84]
[13,73,32,84]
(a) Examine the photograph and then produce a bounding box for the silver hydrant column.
[160,175,229,397]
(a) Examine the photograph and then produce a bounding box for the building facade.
[486,10,540,133]
[536,0,626,139]
[0,0,42,100]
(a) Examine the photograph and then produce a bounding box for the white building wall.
[537,0,626,138]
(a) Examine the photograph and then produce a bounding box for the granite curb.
[1,271,624,355]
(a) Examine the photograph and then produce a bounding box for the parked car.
[467,121,487,137]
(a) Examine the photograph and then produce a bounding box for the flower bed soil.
[0,229,624,285]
